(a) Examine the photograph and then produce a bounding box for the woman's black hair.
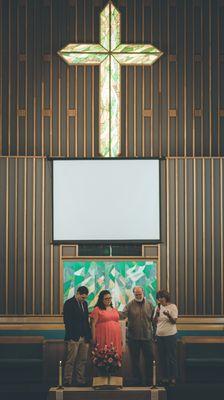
[95,290,113,310]
[156,289,171,302]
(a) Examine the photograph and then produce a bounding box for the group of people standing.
[63,286,178,387]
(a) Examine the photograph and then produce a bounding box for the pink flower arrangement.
[91,343,121,374]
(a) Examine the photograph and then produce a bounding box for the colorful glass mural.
[58,2,162,157]
[63,259,157,311]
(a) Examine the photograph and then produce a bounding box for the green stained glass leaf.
[60,44,107,53]
[100,4,110,50]
[111,4,120,50]
[58,52,107,65]
[113,53,162,65]
[99,57,110,157]
[110,56,120,156]
[114,44,162,54]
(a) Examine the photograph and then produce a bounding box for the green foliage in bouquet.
[91,343,121,375]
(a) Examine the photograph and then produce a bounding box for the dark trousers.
[128,339,153,385]
[156,334,177,381]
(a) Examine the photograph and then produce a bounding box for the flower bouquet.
[92,343,123,389]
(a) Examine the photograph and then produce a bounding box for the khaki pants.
[63,338,89,384]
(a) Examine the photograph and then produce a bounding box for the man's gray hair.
[133,286,144,293]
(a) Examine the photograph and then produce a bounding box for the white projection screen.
[53,159,161,242]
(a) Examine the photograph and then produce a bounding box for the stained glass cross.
[58,1,162,157]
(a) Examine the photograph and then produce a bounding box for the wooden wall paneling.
[91,67,95,157]
[75,68,78,157]
[26,1,34,155]
[16,159,24,313]
[35,1,42,156]
[0,0,2,155]
[25,158,32,313]
[4,158,9,313]
[42,0,52,156]
[151,0,158,157]
[211,158,215,312]
[175,158,179,306]
[0,1,224,317]
[8,159,17,313]
[0,159,6,312]
[160,1,168,158]
[186,159,195,313]
[53,245,60,315]
[50,243,54,314]
[194,158,202,314]
[185,1,193,156]
[67,2,75,157]
[177,0,184,157]
[34,159,42,313]
[203,1,210,156]
[220,158,224,314]
[86,66,93,158]
[66,65,69,157]
[83,65,87,157]
[194,3,202,156]
[184,158,188,312]
[7,1,11,155]
[41,158,45,314]
[159,159,167,290]
[33,1,37,156]
[219,6,224,153]
[143,5,153,157]
[59,0,68,158]
[142,66,145,156]
[167,3,170,157]
[44,160,53,314]
[14,158,18,312]
[177,159,185,313]
[77,67,84,156]
[32,158,36,313]
[168,159,176,298]
[23,158,27,313]
[211,0,218,156]
[213,160,221,313]
[204,159,212,313]
[166,158,170,291]
[169,4,177,156]
[133,65,136,157]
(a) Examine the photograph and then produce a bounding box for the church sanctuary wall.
[0,0,224,323]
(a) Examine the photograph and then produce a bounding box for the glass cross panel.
[58,2,162,157]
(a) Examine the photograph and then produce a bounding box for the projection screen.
[53,159,161,242]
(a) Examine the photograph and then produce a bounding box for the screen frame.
[51,157,163,245]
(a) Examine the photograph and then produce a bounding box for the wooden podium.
[48,386,167,400]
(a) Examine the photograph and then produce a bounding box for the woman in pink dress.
[90,290,122,359]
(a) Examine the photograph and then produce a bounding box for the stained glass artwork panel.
[63,260,157,311]
[58,1,163,157]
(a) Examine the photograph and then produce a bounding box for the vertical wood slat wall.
[0,157,223,315]
[0,0,224,315]
[0,0,224,157]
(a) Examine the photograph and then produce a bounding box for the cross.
[58,1,162,157]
